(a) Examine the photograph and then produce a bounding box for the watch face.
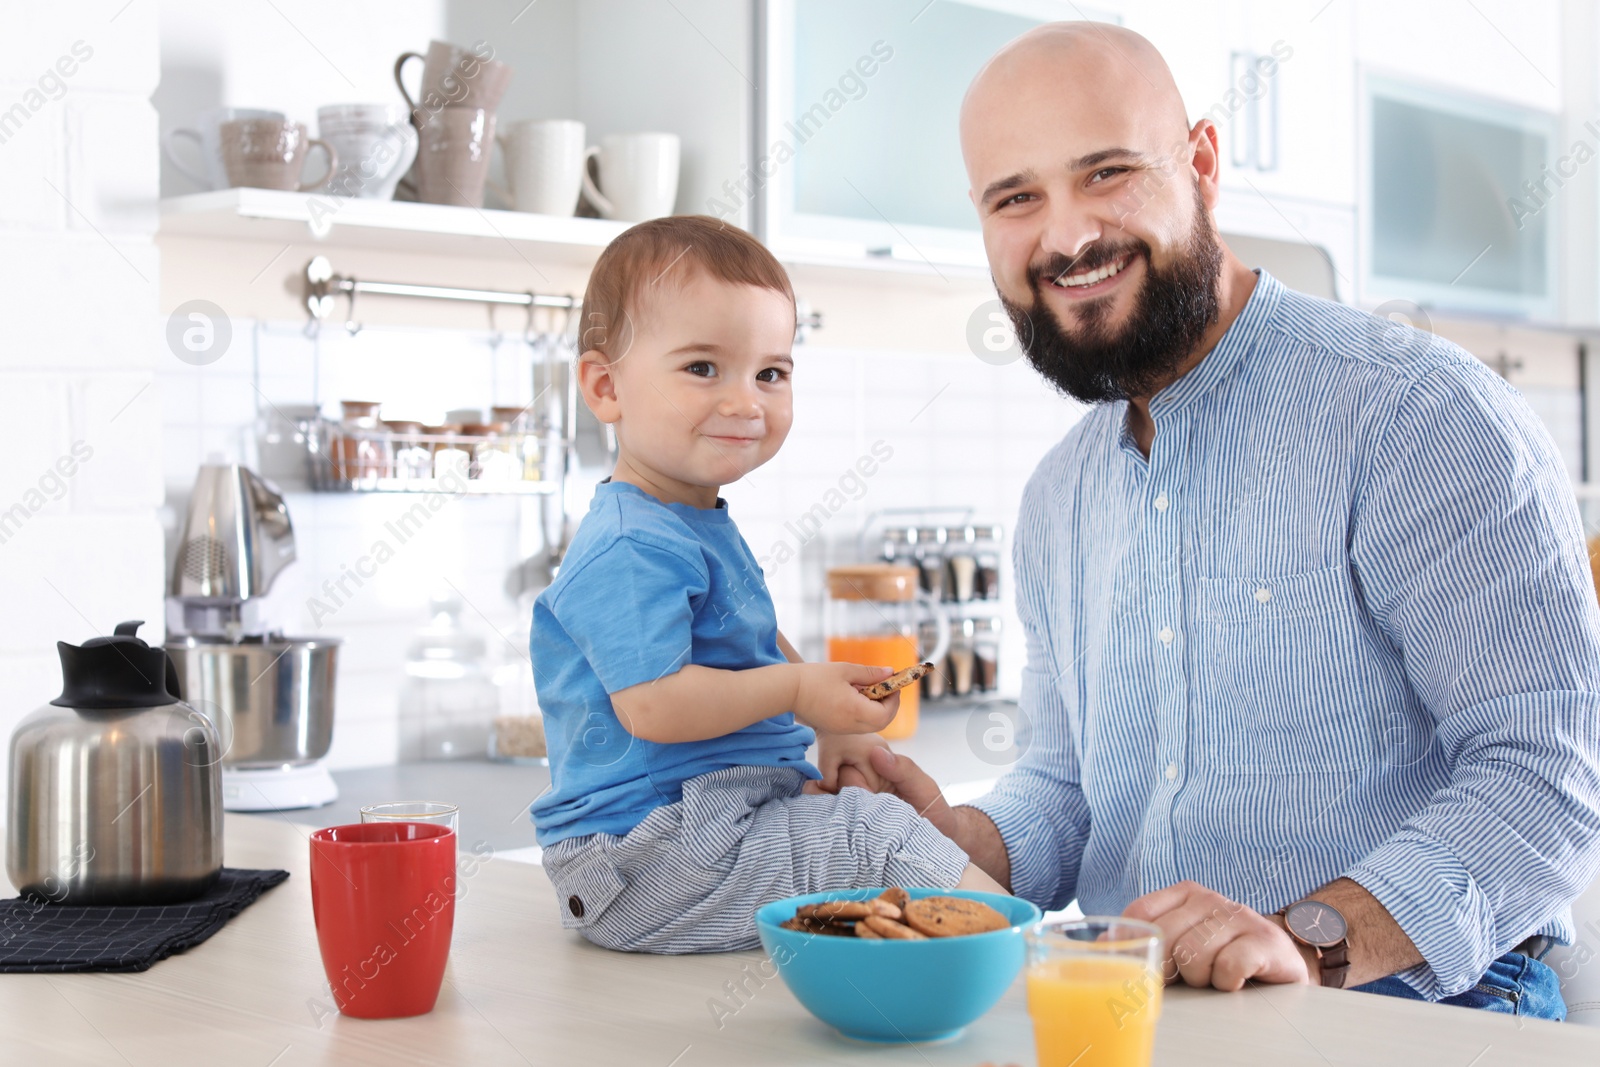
[1284,900,1347,948]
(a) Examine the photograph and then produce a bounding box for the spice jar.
[473,421,518,482]
[973,616,1002,692]
[825,565,948,740]
[384,420,431,482]
[335,400,387,486]
[491,404,542,481]
[431,424,470,483]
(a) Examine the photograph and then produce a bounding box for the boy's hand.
[792,662,899,735]
[808,730,895,794]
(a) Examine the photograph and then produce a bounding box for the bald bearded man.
[868,23,1600,1017]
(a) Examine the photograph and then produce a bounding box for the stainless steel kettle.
[6,621,223,904]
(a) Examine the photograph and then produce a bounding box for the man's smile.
[1047,252,1139,300]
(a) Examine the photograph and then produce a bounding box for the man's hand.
[791,662,899,735]
[1123,881,1315,991]
[865,746,959,837]
[806,731,894,794]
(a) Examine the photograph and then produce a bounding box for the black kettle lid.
[52,621,183,710]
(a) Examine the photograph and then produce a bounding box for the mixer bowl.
[166,634,339,766]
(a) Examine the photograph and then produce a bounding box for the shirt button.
[1154,493,1169,512]
[1255,587,1272,603]
[1164,762,1179,781]
[1157,626,1175,645]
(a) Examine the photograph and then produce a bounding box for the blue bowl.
[754,887,1042,1044]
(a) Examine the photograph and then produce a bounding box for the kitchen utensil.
[824,564,950,740]
[219,118,337,192]
[394,39,512,117]
[360,802,459,832]
[166,463,340,812]
[165,634,338,765]
[754,888,1040,1043]
[413,107,496,207]
[316,104,419,200]
[491,119,585,215]
[7,620,223,905]
[580,132,679,221]
[310,822,456,1019]
[1026,917,1164,1067]
[169,463,296,634]
[162,107,284,190]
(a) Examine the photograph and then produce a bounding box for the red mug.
[309,822,456,1019]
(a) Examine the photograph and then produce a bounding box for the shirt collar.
[1147,268,1282,419]
[595,478,731,523]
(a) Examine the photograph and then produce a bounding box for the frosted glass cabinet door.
[757,0,1120,265]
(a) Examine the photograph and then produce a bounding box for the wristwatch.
[1278,899,1351,989]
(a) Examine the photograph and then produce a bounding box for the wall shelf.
[158,189,629,265]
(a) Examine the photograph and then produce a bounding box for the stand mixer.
[165,463,341,811]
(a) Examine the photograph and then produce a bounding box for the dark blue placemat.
[0,868,289,973]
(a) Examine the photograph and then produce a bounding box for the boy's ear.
[576,349,621,424]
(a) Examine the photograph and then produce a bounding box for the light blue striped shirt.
[971,270,1600,999]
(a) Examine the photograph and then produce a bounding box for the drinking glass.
[1025,917,1164,1067]
[360,801,459,833]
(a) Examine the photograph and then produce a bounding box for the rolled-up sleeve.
[1346,361,1600,999]
[968,477,1093,911]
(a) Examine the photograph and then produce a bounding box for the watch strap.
[1316,941,1350,989]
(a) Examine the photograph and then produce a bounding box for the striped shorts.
[540,764,971,954]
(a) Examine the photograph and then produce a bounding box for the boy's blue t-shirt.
[530,480,820,845]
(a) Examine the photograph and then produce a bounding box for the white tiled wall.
[157,318,1081,770]
[155,307,1593,774]
[0,3,166,805]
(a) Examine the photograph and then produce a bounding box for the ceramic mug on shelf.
[315,104,419,201]
[219,118,337,192]
[490,119,585,216]
[394,39,513,119]
[580,132,679,222]
[411,107,496,208]
[163,107,284,191]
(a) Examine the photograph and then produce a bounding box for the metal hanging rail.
[303,255,580,335]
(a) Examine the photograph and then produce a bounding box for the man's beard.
[1000,184,1224,404]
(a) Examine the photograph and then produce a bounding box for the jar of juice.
[825,564,949,740]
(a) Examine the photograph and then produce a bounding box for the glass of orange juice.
[1025,917,1164,1067]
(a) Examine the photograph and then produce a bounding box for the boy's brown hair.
[578,215,795,362]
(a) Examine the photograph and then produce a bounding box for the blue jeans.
[1355,950,1566,1021]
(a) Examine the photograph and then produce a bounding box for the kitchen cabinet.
[1353,0,1561,114]
[1127,0,1357,211]
[1119,1,1357,296]
[753,0,1119,267]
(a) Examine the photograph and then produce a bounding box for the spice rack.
[308,422,564,495]
[857,508,1007,705]
[291,255,590,499]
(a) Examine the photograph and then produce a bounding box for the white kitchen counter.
[1,813,1594,1065]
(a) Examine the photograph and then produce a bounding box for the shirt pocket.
[1193,565,1376,774]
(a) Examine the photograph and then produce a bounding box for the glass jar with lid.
[384,420,431,482]
[335,400,387,487]
[489,405,542,481]
[825,564,948,740]
[398,593,500,760]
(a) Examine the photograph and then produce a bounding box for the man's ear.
[1189,119,1223,212]
[576,349,621,425]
